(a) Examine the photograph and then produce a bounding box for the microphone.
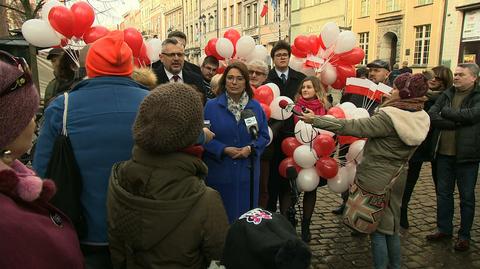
[241,109,259,140]
[278,99,303,116]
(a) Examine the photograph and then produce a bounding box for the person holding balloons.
[299,73,430,269]
[203,62,270,223]
[288,76,331,242]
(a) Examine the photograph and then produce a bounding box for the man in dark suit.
[265,40,306,221]
[152,38,205,100]
[167,30,202,75]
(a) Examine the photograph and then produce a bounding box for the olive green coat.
[312,106,430,234]
[107,146,229,269]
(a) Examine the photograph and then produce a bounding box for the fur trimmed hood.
[131,67,158,90]
[379,106,430,146]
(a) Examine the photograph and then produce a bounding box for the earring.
[1,150,13,165]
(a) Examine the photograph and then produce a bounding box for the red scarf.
[294,97,326,124]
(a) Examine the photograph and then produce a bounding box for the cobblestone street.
[300,163,480,268]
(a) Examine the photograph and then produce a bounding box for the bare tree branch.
[0,3,26,16]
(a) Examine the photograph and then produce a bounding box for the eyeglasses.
[0,50,31,97]
[162,52,185,58]
[226,76,245,82]
[249,70,266,76]
[274,53,289,58]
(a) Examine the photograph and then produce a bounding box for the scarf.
[294,97,326,124]
[381,96,428,112]
[227,91,249,122]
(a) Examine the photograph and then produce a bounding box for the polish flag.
[260,4,268,18]
[345,78,383,102]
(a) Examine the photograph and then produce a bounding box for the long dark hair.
[218,61,253,99]
[432,65,453,90]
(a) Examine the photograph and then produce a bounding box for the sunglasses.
[249,70,266,76]
[0,50,32,97]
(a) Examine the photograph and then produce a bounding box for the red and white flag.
[260,4,268,18]
[345,78,383,102]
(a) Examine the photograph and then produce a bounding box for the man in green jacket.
[426,63,480,252]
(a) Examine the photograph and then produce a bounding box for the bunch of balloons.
[288,22,365,89]
[277,101,371,194]
[205,29,269,74]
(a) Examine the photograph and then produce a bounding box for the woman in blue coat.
[203,62,270,223]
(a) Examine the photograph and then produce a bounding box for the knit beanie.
[222,208,312,269]
[394,73,428,99]
[86,30,133,78]
[133,83,204,154]
[0,61,39,149]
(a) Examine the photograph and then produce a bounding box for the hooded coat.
[311,106,430,234]
[107,146,229,269]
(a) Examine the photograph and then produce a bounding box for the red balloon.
[260,102,271,120]
[291,45,307,58]
[48,6,75,39]
[330,77,345,89]
[294,35,311,55]
[83,26,109,44]
[254,85,274,105]
[317,35,326,49]
[279,157,302,178]
[339,47,365,65]
[134,43,151,67]
[71,2,95,38]
[331,64,356,89]
[124,28,143,57]
[207,38,224,60]
[338,136,359,145]
[312,134,336,157]
[216,61,226,74]
[315,157,338,179]
[204,45,212,56]
[223,29,241,46]
[327,106,346,119]
[281,137,302,157]
[308,35,320,55]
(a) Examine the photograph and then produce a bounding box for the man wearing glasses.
[152,38,205,99]
[265,41,306,218]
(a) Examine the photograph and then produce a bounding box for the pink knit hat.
[0,60,39,149]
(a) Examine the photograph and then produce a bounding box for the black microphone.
[241,109,259,140]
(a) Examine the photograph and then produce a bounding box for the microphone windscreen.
[279,99,289,109]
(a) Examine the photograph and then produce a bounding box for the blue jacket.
[33,77,149,244]
[203,93,269,223]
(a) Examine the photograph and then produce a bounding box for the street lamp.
[199,14,207,53]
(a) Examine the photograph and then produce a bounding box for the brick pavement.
[297,163,480,268]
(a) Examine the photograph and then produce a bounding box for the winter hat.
[133,83,204,154]
[86,30,133,78]
[394,73,429,99]
[222,208,311,269]
[0,60,39,149]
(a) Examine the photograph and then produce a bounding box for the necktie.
[280,73,286,85]
[172,75,180,82]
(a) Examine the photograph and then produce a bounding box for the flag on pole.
[271,0,277,10]
[260,4,268,18]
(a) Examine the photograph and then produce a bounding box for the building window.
[385,0,399,12]
[223,8,227,28]
[237,3,242,24]
[414,25,431,65]
[230,5,234,26]
[360,0,369,16]
[253,3,258,26]
[418,0,433,5]
[284,0,289,20]
[359,32,369,65]
[292,0,300,11]
[246,5,251,27]
[264,2,269,25]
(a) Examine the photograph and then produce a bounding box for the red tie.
[173,75,180,82]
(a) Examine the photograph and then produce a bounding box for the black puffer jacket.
[428,83,480,163]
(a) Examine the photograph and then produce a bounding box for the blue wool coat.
[33,77,149,244]
[203,93,270,223]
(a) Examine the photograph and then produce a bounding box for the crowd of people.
[0,28,479,269]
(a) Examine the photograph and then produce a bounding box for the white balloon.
[346,140,366,164]
[353,108,370,119]
[146,38,162,63]
[270,96,294,120]
[334,31,356,54]
[22,19,61,47]
[289,56,304,72]
[41,0,62,20]
[343,162,357,185]
[296,167,320,192]
[328,169,350,193]
[321,63,337,85]
[236,36,256,58]
[320,22,340,48]
[294,121,319,145]
[301,66,316,76]
[339,102,357,119]
[216,37,234,59]
[267,127,273,146]
[293,145,317,168]
[266,83,280,99]
[246,45,268,62]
